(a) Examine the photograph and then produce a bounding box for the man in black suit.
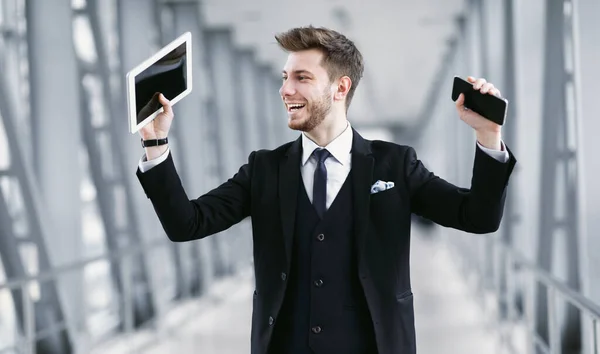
[136,26,516,354]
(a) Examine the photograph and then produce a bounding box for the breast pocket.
[369,186,406,235]
[370,186,400,202]
[370,186,400,213]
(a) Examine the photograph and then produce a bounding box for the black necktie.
[312,148,330,219]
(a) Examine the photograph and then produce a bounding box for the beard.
[288,88,332,132]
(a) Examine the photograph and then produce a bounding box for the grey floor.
[92,228,526,354]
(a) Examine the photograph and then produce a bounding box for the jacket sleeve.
[405,144,516,234]
[136,150,254,242]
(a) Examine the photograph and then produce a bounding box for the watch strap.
[141,137,168,148]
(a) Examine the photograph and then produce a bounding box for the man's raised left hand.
[455,76,503,151]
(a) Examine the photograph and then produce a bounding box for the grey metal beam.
[204,27,249,276]
[27,0,85,337]
[475,0,490,79]
[470,0,498,299]
[234,48,262,154]
[497,0,521,322]
[251,63,272,148]
[0,182,29,340]
[203,27,245,177]
[202,26,259,275]
[79,0,156,328]
[500,0,518,151]
[201,95,230,277]
[148,1,194,300]
[454,13,477,185]
[0,47,71,354]
[574,0,600,350]
[160,0,214,298]
[411,37,458,136]
[256,63,278,149]
[535,0,582,350]
[445,12,486,285]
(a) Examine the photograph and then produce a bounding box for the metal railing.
[453,236,600,354]
[0,237,190,354]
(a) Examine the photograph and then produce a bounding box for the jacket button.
[317,233,325,241]
[268,316,274,326]
[311,326,322,334]
[281,272,287,281]
[314,279,323,287]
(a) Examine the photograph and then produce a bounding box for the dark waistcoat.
[268,173,377,354]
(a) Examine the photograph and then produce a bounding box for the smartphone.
[451,76,508,126]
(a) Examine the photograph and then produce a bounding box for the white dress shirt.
[139,122,510,212]
[300,122,353,210]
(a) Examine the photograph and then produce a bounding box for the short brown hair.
[275,26,364,110]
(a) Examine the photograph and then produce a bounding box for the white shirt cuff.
[138,147,170,173]
[477,141,509,163]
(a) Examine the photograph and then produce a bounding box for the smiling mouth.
[287,103,306,112]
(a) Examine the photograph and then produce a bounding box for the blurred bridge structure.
[0,0,599,353]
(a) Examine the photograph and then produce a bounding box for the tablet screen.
[134,42,188,125]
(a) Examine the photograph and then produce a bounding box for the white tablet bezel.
[126,31,193,134]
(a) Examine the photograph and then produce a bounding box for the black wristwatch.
[141,137,168,148]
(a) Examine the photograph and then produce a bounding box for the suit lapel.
[279,137,302,267]
[350,129,374,266]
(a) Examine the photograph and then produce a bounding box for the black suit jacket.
[136,128,517,354]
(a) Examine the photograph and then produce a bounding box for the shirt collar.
[301,121,353,166]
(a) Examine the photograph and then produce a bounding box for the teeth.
[288,103,305,109]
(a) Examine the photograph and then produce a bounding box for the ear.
[334,76,352,102]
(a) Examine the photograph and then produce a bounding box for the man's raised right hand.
[139,93,174,140]
[139,93,174,160]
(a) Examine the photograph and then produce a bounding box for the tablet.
[126,31,192,134]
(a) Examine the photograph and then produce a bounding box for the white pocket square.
[370,180,395,194]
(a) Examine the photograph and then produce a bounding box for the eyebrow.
[282,70,314,76]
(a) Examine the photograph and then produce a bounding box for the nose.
[279,79,295,97]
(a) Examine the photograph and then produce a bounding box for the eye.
[282,76,288,81]
[298,76,306,81]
